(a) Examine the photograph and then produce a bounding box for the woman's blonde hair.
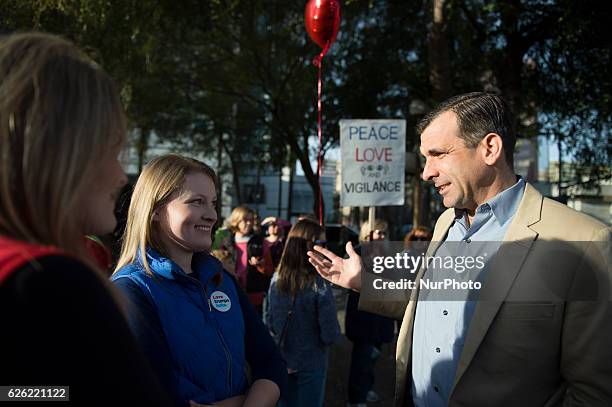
[114,154,218,275]
[276,219,323,297]
[359,219,388,241]
[228,205,255,234]
[0,32,125,260]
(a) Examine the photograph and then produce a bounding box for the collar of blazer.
[417,183,544,395]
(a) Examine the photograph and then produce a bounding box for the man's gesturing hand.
[307,241,362,291]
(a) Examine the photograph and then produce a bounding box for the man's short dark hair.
[416,92,516,168]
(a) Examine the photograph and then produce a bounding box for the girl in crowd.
[345,220,396,407]
[261,216,286,269]
[265,219,340,407]
[0,32,173,405]
[112,154,286,407]
[228,205,273,315]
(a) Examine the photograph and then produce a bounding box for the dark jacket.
[0,236,175,406]
[245,234,273,293]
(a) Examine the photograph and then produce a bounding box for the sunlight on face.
[419,111,485,211]
[158,172,218,255]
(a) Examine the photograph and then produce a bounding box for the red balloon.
[305,0,341,52]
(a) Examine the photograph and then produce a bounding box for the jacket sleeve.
[236,281,287,395]
[357,285,410,320]
[357,255,411,320]
[113,276,202,407]
[317,281,341,346]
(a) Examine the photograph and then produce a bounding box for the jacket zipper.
[185,274,233,393]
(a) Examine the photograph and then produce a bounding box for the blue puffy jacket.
[112,248,286,406]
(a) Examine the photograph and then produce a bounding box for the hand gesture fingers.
[308,252,334,278]
[307,241,362,291]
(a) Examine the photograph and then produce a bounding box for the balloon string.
[312,42,330,68]
[313,41,330,226]
[316,55,323,226]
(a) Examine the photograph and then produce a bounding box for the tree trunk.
[281,127,323,219]
[223,141,243,204]
[277,163,283,217]
[287,151,295,220]
[495,0,524,124]
[137,127,149,174]
[429,0,451,101]
[417,0,452,225]
[557,135,563,196]
[313,171,325,224]
[295,142,322,217]
[216,130,224,216]
[254,159,262,214]
[413,176,421,228]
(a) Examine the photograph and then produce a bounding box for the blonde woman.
[265,220,340,407]
[359,219,389,242]
[0,32,173,405]
[112,154,286,407]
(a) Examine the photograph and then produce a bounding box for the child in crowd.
[261,216,286,269]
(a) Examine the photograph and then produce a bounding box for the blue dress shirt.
[411,178,526,407]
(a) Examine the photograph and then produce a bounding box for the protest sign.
[340,119,406,207]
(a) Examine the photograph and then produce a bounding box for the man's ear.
[481,132,504,166]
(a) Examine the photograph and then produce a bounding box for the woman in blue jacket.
[112,154,286,407]
[265,219,340,407]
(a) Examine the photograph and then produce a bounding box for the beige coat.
[360,183,611,407]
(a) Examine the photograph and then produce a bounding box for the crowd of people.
[1,31,610,407]
[0,31,391,407]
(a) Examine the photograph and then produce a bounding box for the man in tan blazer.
[309,93,611,406]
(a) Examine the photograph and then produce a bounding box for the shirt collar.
[234,235,251,244]
[484,177,525,225]
[453,177,525,226]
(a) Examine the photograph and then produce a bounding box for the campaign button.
[210,290,231,312]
